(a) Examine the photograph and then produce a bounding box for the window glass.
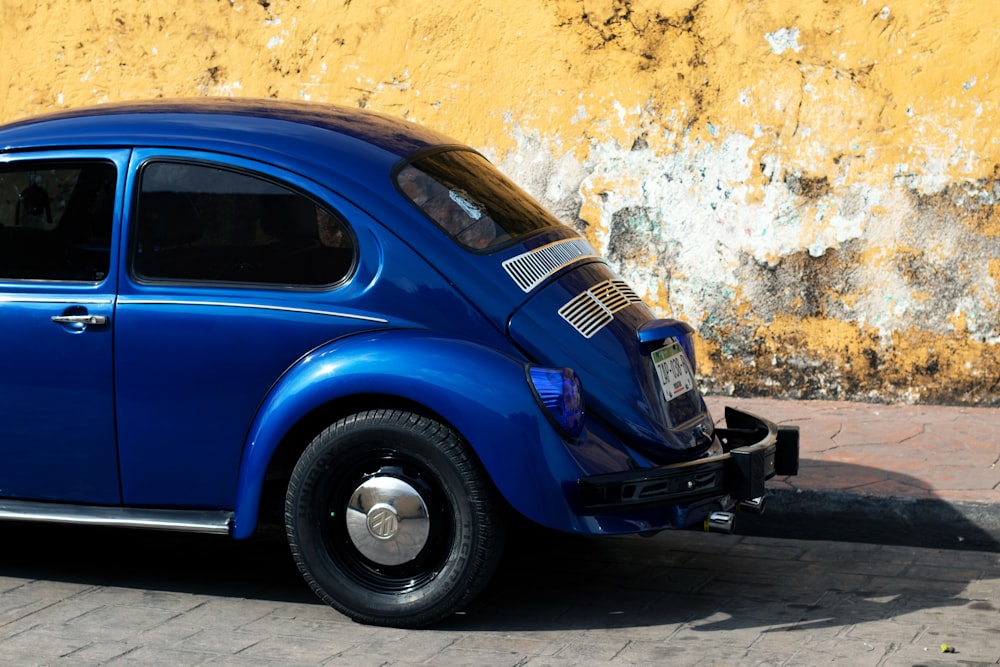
[133,162,354,286]
[0,161,116,281]
[396,150,561,251]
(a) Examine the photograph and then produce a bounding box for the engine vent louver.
[502,239,596,292]
[559,279,643,338]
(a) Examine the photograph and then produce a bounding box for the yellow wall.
[3,0,998,405]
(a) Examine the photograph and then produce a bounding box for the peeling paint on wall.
[2,0,998,405]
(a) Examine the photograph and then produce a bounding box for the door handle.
[51,314,108,325]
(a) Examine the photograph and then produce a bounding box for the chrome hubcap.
[345,475,430,566]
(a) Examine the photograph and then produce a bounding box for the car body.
[0,99,798,627]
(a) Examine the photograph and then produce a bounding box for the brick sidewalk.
[705,396,1000,505]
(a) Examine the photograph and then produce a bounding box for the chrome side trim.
[502,239,598,292]
[117,298,389,323]
[0,296,112,305]
[0,499,233,535]
[558,279,643,338]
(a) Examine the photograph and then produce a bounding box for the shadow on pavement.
[451,523,998,633]
[740,459,1000,553]
[0,453,996,635]
[0,522,313,605]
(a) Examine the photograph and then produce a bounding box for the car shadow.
[0,457,995,635]
[450,516,997,633]
[0,522,314,606]
[738,459,1000,553]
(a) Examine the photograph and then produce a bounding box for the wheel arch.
[248,391,464,531]
[231,330,583,539]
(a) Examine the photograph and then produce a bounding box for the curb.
[736,488,1000,553]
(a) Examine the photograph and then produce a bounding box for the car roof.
[0,98,461,184]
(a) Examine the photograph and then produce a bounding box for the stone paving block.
[131,620,203,646]
[0,601,118,640]
[521,658,622,667]
[549,639,630,661]
[233,635,346,663]
[920,439,1000,469]
[752,624,845,653]
[798,540,912,566]
[833,418,927,447]
[610,638,749,665]
[802,554,913,578]
[61,640,138,664]
[418,645,545,667]
[105,645,217,666]
[862,573,986,598]
[450,632,562,657]
[963,579,1000,602]
[844,616,927,644]
[168,629,263,655]
[776,635,891,666]
[0,589,64,626]
[904,547,1000,569]
[72,587,207,613]
[319,656,427,667]
[322,632,465,665]
[711,539,808,562]
[0,579,96,600]
[674,549,799,576]
[155,597,277,632]
[0,626,89,662]
[59,603,182,642]
[0,580,102,627]
[879,654,975,667]
[703,571,867,604]
[266,600,340,622]
[240,611,373,645]
[905,563,988,582]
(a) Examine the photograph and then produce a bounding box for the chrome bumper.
[577,407,799,514]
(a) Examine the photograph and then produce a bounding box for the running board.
[0,499,233,535]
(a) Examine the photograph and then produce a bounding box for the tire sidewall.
[286,411,490,625]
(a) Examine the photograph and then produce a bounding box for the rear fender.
[231,329,582,538]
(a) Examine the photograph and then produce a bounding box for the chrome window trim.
[117,297,389,323]
[0,296,112,304]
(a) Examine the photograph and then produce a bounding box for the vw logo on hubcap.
[366,504,399,539]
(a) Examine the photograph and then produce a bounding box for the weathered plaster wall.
[2,0,998,405]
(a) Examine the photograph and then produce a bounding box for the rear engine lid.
[507,261,714,462]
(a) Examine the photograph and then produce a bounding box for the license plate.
[651,339,695,401]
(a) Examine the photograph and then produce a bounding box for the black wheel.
[285,409,506,627]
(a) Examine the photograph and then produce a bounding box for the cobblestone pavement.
[0,522,997,666]
[1,397,998,665]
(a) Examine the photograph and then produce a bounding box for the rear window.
[396,149,560,251]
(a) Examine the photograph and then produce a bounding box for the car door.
[0,151,127,504]
[114,151,379,508]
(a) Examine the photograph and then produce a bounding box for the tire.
[285,409,506,627]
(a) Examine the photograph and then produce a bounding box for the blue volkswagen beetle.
[0,99,797,627]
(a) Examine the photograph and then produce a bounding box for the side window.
[133,161,355,287]
[0,160,116,281]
